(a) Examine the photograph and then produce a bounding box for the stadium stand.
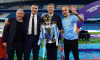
[0,13,10,18]
[0,0,100,30]
[56,5,85,9]
[0,22,4,28]
[81,23,100,30]
[43,5,48,9]
[0,0,100,60]
[8,5,31,9]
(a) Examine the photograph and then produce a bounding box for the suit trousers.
[46,42,58,60]
[7,42,24,60]
[64,39,79,60]
[24,35,40,60]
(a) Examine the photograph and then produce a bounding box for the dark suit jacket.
[41,14,62,30]
[2,17,24,47]
[23,13,41,37]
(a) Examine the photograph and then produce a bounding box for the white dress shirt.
[28,13,37,35]
[48,13,53,17]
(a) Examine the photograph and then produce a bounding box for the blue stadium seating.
[81,23,100,30]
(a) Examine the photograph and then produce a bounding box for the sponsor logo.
[86,5,100,13]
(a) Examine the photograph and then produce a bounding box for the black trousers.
[64,39,79,60]
[24,35,40,60]
[7,42,24,60]
[46,42,58,60]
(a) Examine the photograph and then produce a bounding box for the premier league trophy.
[43,15,55,43]
[38,15,59,58]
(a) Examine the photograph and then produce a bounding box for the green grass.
[78,38,100,44]
[14,56,60,60]
[39,57,47,60]
[78,32,100,44]
[14,55,61,60]
[8,32,100,60]
[9,38,100,60]
[58,38,100,44]
[41,40,44,47]
[0,31,2,33]
[88,32,100,34]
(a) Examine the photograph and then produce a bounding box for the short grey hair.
[16,9,24,14]
[47,3,55,8]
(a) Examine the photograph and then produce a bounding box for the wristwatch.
[76,13,78,16]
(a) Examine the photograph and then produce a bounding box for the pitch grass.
[78,32,100,44]
[6,32,100,60]
[14,38,100,60]
[88,32,100,34]
[9,39,100,60]
[78,38,100,44]
[14,55,59,60]
[0,31,2,33]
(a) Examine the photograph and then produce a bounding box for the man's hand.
[46,39,56,43]
[53,39,56,43]
[69,5,84,22]
[69,5,77,15]
[40,28,41,31]
[59,30,64,33]
[46,39,48,43]
[5,19,10,25]
[3,42,7,47]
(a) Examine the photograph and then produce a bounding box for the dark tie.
[32,16,34,35]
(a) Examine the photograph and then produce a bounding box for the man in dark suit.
[23,4,41,60]
[2,9,24,60]
[41,3,62,60]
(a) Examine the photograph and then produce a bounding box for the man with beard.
[62,5,84,60]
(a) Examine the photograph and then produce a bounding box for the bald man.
[2,9,24,60]
[61,6,84,60]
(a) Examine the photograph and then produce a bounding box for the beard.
[64,14,68,17]
[64,15,67,17]
[64,13,69,17]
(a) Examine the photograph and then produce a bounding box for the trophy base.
[48,40,53,43]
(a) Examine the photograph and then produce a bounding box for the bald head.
[62,6,69,10]
[62,6,69,17]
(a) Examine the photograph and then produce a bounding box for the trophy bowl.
[41,16,57,43]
